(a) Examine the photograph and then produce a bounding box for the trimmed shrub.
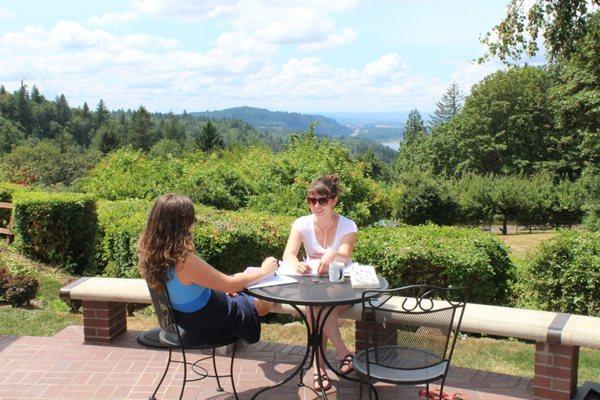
[354,225,515,305]
[4,275,39,306]
[96,200,292,278]
[13,192,97,274]
[519,230,600,316]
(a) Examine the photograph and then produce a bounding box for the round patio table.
[246,274,388,399]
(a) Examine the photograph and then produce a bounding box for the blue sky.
[0,0,512,113]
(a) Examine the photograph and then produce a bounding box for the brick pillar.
[82,300,127,342]
[533,342,579,400]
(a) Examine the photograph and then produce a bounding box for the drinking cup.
[329,261,344,282]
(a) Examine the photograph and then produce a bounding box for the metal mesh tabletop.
[246,275,388,306]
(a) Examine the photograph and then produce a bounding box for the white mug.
[329,261,344,282]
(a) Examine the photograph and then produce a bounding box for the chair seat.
[354,345,448,384]
[158,326,237,349]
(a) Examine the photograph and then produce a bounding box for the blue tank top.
[165,268,212,313]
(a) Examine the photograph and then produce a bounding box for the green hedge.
[519,230,600,317]
[0,182,29,227]
[354,225,515,305]
[96,200,292,278]
[13,192,97,274]
[97,200,515,306]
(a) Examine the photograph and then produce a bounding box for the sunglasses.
[306,196,332,206]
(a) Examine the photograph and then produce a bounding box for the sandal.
[452,392,469,400]
[313,372,332,392]
[423,388,450,400]
[339,354,354,374]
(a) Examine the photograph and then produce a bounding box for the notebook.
[244,267,298,289]
[349,264,380,289]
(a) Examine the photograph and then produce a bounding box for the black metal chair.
[147,283,239,400]
[354,285,466,400]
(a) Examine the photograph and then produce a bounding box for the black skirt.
[174,290,261,344]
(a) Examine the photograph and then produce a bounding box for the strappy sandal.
[313,372,332,392]
[339,354,354,374]
[419,388,450,400]
[451,392,469,400]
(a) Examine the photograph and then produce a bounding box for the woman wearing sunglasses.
[282,174,357,391]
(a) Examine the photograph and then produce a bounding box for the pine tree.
[429,82,463,127]
[196,121,223,152]
[95,99,110,129]
[55,94,71,126]
[31,85,45,104]
[14,81,33,134]
[129,106,156,151]
[402,109,425,145]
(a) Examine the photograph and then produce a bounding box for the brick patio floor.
[0,326,533,400]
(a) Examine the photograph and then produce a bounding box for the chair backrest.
[148,283,177,330]
[361,285,466,370]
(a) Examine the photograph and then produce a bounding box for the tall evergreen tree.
[95,99,110,129]
[160,114,186,145]
[14,81,33,133]
[31,85,45,104]
[402,109,426,145]
[429,83,463,127]
[55,94,71,126]
[196,121,223,152]
[129,106,156,151]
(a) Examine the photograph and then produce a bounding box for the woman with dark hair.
[138,193,277,344]
[282,174,357,391]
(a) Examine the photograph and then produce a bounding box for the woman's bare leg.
[254,299,273,316]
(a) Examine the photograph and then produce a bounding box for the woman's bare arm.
[178,254,277,293]
[317,232,357,275]
[282,228,311,273]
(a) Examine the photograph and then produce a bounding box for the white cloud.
[88,12,139,26]
[134,0,238,21]
[451,59,504,95]
[0,6,15,19]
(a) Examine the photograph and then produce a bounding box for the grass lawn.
[495,231,557,261]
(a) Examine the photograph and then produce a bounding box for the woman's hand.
[296,261,311,274]
[317,260,330,276]
[261,257,278,276]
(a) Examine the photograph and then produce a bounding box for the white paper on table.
[277,260,320,276]
[278,260,358,277]
[245,267,298,289]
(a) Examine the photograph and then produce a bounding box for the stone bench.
[61,277,600,400]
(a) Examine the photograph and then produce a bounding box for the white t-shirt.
[291,214,358,261]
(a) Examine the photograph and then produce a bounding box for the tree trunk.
[502,214,508,235]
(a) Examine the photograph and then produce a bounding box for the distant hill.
[191,106,352,137]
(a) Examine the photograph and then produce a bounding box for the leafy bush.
[4,275,39,306]
[13,192,97,274]
[354,224,515,305]
[78,148,185,200]
[392,168,458,225]
[96,200,292,278]
[246,134,390,226]
[519,230,600,316]
[0,268,10,297]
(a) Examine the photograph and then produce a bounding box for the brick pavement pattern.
[0,326,533,400]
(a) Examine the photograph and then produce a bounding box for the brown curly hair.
[138,194,196,291]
